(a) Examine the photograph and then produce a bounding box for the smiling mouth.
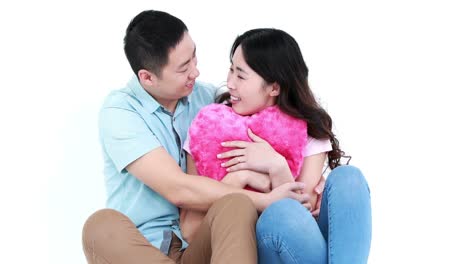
[230,95,241,101]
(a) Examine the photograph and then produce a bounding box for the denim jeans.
[256,165,372,264]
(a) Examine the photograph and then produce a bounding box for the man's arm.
[101,105,307,212]
[126,147,307,212]
[179,154,206,243]
[126,147,247,210]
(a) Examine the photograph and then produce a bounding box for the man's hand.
[220,171,248,188]
[243,170,271,193]
[221,170,271,193]
[263,182,310,211]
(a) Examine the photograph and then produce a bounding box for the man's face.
[149,32,199,108]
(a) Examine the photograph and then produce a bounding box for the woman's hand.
[217,128,286,174]
[311,176,325,217]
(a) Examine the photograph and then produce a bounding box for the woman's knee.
[261,198,303,218]
[256,198,310,236]
[327,165,369,192]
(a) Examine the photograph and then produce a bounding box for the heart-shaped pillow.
[189,104,308,183]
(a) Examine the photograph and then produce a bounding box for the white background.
[1,0,467,263]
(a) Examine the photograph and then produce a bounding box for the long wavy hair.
[217,28,347,169]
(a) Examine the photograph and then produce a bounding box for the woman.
[183,28,372,263]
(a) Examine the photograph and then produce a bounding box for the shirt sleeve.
[100,107,162,172]
[303,136,332,157]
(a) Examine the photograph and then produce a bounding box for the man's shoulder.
[194,80,217,92]
[190,81,218,105]
[101,86,137,111]
[101,76,144,109]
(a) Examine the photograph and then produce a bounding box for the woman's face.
[227,46,278,116]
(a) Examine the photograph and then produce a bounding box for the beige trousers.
[82,193,258,264]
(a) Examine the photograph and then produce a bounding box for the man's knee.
[82,209,127,254]
[220,193,256,211]
[219,193,254,206]
[83,209,122,239]
[210,193,258,222]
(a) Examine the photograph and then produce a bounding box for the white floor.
[2,1,467,263]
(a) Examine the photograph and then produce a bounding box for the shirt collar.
[128,75,190,113]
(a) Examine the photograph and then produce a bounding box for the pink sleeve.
[183,133,191,155]
[303,136,332,157]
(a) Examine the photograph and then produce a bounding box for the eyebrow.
[235,66,248,75]
[229,59,249,75]
[177,46,197,69]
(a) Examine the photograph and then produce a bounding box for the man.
[82,10,309,264]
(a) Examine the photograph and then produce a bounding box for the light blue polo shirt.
[99,76,217,254]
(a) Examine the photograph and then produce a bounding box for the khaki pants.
[82,194,258,264]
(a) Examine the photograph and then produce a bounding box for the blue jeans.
[256,165,372,264]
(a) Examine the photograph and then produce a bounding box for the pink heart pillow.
[189,104,308,183]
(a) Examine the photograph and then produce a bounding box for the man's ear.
[269,82,280,97]
[138,69,157,87]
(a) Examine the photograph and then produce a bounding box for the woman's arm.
[219,128,295,188]
[296,152,327,212]
[219,129,329,213]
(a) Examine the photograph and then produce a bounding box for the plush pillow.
[189,104,308,183]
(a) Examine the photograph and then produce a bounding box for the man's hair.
[124,10,188,77]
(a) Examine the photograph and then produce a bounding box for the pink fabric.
[185,135,332,157]
[188,104,308,181]
[303,137,332,156]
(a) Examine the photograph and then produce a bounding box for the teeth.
[230,95,241,101]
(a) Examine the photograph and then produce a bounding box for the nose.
[189,66,200,80]
[227,74,235,90]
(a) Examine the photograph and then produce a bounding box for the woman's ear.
[269,83,280,97]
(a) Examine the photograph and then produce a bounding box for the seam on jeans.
[258,235,300,264]
[326,183,335,263]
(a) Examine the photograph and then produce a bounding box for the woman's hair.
[217,28,347,169]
